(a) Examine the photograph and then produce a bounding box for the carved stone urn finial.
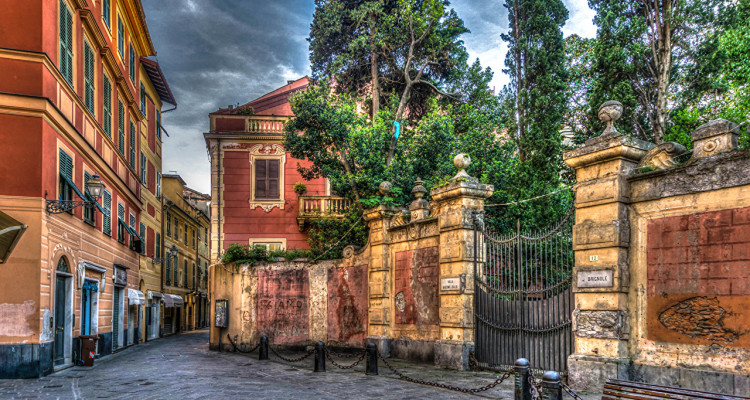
[378,181,392,196]
[409,177,429,220]
[411,177,427,199]
[451,153,475,182]
[598,100,623,136]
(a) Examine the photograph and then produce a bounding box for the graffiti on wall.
[647,207,750,347]
[394,247,439,326]
[326,264,368,345]
[257,269,309,344]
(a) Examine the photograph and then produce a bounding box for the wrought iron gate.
[473,211,574,373]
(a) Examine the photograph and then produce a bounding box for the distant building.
[0,0,175,378]
[204,77,350,263]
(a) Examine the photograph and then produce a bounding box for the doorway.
[112,286,124,350]
[53,257,73,367]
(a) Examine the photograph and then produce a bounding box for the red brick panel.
[647,206,750,347]
[394,250,415,324]
[394,247,440,326]
[326,264,368,345]
[257,269,309,344]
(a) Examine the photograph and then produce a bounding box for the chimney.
[228,105,233,110]
[287,80,294,85]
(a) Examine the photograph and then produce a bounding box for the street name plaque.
[440,277,461,291]
[577,270,613,288]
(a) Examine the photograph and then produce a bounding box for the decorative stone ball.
[378,181,392,196]
[453,153,471,171]
[598,100,623,124]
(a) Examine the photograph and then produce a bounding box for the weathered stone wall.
[565,109,750,395]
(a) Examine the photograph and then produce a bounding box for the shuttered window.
[140,153,147,185]
[140,83,146,114]
[118,100,125,154]
[59,149,73,203]
[254,159,280,200]
[59,0,73,85]
[183,260,188,287]
[103,74,112,138]
[156,110,161,140]
[117,204,125,243]
[173,255,178,285]
[84,41,95,115]
[139,222,146,255]
[156,171,162,198]
[103,189,112,236]
[129,121,136,169]
[165,254,171,285]
[129,45,135,82]
[102,0,110,28]
[166,212,171,236]
[117,17,124,57]
[84,172,95,224]
[173,216,178,239]
[156,233,161,259]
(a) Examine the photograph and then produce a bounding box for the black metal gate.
[473,211,574,373]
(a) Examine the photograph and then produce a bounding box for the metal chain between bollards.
[269,345,316,363]
[528,373,543,400]
[561,382,585,400]
[324,348,367,369]
[226,334,261,354]
[377,350,513,394]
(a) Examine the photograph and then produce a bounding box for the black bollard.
[541,371,562,400]
[259,336,269,360]
[514,358,532,400]
[314,341,326,372]
[365,343,378,375]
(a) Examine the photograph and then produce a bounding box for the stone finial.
[691,119,739,159]
[451,153,476,182]
[598,100,623,136]
[378,181,392,196]
[409,177,430,220]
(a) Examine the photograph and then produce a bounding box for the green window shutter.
[156,111,161,140]
[84,42,95,115]
[139,222,146,254]
[129,122,136,168]
[103,0,110,28]
[117,18,124,56]
[156,233,161,257]
[103,190,112,235]
[129,45,135,82]
[173,255,178,284]
[59,149,73,180]
[118,204,124,219]
[118,101,125,153]
[140,83,145,114]
[84,172,91,197]
[59,0,73,85]
[166,254,171,285]
[140,153,146,184]
[103,74,112,138]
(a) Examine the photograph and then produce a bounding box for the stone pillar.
[563,101,654,390]
[431,154,493,369]
[364,183,399,356]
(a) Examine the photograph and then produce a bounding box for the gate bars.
[473,210,575,373]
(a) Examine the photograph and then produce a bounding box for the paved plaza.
[0,330,595,399]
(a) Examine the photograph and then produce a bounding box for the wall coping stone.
[564,134,654,169]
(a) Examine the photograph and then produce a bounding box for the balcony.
[296,196,352,231]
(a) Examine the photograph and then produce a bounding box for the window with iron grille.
[84,41,95,115]
[129,45,135,82]
[165,255,171,285]
[140,153,147,185]
[58,149,74,209]
[103,73,112,138]
[102,0,110,28]
[103,189,112,236]
[59,0,73,85]
[118,100,125,153]
[84,172,95,225]
[129,121,136,169]
[117,17,124,57]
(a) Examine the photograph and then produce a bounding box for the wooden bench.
[602,379,750,400]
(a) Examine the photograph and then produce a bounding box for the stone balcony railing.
[247,116,287,134]
[296,195,351,231]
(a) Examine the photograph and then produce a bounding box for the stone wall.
[209,157,493,370]
[565,103,750,395]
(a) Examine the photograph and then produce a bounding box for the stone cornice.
[564,135,654,169]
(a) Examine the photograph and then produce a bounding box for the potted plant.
[293,182,307,196]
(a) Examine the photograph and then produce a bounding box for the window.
[184,225,188,245]
[165,254,171,285]
[253,242,283,252]
[197,228,201,243]
[118,100,125,153]
[183,260,188,287]
[103,189,112,236]
[140,153,147,185]
[156,172,161,199]
[254,159,280,200]
[102,0,110,29]
[204,228,208,244]
[192,263,196,290]
[129,213,137,250]
[83,172,95,225]
[173,255,178,285]
[117,204,125,243]
[58,149,74,206]
[140,83,146,114]
[103,73,112,138]
[84,41,95,115]
[173,217,178,240]
[139,222,146,255]
[156,233,161,258]
[59,0,73,85]
[129,121,136,169]
[156,110,161,140]
[192,229,196,249]
[129,45,135,82]
[117,17,124,57]
[166,212,171,236]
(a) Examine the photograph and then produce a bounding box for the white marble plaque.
[577,270,613,288]
[441,277,461,291]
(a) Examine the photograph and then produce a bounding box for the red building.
[205,77,349,262]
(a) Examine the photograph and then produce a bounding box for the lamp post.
[46,174,104,214]
[153,244,179,264]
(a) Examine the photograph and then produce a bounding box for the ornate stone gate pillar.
[563,102,654,390]
[431,154,493,369]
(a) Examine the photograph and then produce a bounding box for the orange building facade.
[0,0,175,377]
[205,77,351,263]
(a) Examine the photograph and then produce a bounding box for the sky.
[143,0,596,194]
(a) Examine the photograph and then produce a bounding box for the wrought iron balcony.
[296,195,351,231]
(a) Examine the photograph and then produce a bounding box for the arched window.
[57,257,69,273]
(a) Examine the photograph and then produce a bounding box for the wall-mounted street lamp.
[152,244,178,264]
[46,174,104,214]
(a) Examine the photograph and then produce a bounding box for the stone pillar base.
[567,354,628,391]
[434,340,473,370]
[366,336,392,358]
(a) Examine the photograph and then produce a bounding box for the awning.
[162,294,184,308]
[0,210,27,264]
[147,291,162,299]
[118,218,143,243]
[127,289,146,305]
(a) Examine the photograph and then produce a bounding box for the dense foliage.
[221,245,314,265]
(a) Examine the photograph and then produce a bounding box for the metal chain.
[327,349,364,358]
[528,373,543,400]
[269,346,315,363]
[562,382,585,400]
[226,334,260,354]
[378,351,512,393]
[325,348,366,369]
